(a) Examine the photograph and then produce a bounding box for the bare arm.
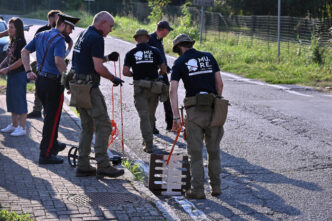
[0,30,8,38]
[93,57,115,81]
[66,39,73,52]
[215,71,223,96]
[159,63,167,75]
[0,56,8,68]
[55,56,66,74]
[21,48,36,79]
[170,80,181,130]
[123,65,133,77]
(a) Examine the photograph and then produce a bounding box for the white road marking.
[173,196,211,221]
[221,72,313,97]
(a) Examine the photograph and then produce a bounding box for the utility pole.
[277,0,281,62]
[193,0,214,44]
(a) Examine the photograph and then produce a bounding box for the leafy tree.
[148,0,171,22]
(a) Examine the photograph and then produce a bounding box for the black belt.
[38,71,60,80]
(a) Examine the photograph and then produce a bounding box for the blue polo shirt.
[71,26,104,84]
[148,32,167,64]
[25,28,65,76]
[171,48,220,97]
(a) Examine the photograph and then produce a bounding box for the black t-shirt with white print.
[124,43,163,81]
[171,48,220,97]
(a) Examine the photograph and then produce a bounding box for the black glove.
[112,76,124,86]
[167,66,171,73]
[107,52,119,61]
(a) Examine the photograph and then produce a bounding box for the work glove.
[107,51,119,61]
[112,76,124,86]
[167,66,171,73]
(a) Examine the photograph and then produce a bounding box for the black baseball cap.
[157,20,173,31]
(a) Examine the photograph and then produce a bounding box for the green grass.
[122,159,145,181]
[0,210,33,221]
[21,10,332,90]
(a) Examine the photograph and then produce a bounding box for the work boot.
[210,185,221,196]
[153,127,159,135]
[76,165,96,177]
[27,111,42,119]
[185,189,206,199]
[96,166,124,179]
[39,155,63,164]
[143,146,153,154]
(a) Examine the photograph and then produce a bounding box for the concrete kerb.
[62,92,181,221]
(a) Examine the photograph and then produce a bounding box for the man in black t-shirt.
[70,11,124,178]
[170,34,224,199]
[123,29,166,153]
[147,21,174,132]
[27,10,73,119]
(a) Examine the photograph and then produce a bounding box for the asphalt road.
[5,15,332,220]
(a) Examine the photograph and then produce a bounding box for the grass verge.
[122,159,145,181]
[0,210,33,221]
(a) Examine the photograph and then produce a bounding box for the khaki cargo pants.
[77,87,112,170]
[133,83,159,149]
[185,106,224,191]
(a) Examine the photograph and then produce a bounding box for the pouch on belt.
[69,81,92,109]
[210,96,229,127]
[159,83,169,102]
[151,81,164,94]
[136,79,152,89]
[196,93,215,111]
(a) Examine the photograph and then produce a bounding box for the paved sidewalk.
[0,94,170,221]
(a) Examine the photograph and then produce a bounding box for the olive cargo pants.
[133,84,159,149]
[185,106,224,191]
[77,87,112,169]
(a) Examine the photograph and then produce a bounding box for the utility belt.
[184,92,229,127]
[38,71,60,81]
[133,78,169,102]
[63,70,93,109]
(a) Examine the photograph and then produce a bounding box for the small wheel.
[67,146,79,168]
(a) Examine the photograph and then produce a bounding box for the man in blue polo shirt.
[21,13,80,164]
[147,20,174,133]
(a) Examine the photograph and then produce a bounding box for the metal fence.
[1,0,331,47]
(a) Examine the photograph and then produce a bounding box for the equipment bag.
[69,82,92,109]
[151,81,164,94]
[196,93,215,111]
[137,79,152,89]
[210,97,229,127]
[159,83,169,102]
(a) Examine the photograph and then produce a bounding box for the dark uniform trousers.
[161,74,173,126]
[33,86,43,112]
[133,82,159,149]
[77,87,112,170]
[185,104,224,191]
[36,76,64,158]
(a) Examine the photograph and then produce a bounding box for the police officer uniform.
[28,15,73,118]
[147,21,174,131]
[71,23,124,178]
[170,34,224,198]
[24,13,80,164]
[124,29,165,153]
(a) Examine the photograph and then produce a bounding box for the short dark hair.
[47,10,61,19]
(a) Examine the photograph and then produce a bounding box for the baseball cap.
[157,20,173,31]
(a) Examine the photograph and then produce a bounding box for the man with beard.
[27,10,73,119]
[21,13,80,164]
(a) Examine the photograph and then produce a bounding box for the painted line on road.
[173,196,211,221]
[323,94,332,98]
[221,72,313,97]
